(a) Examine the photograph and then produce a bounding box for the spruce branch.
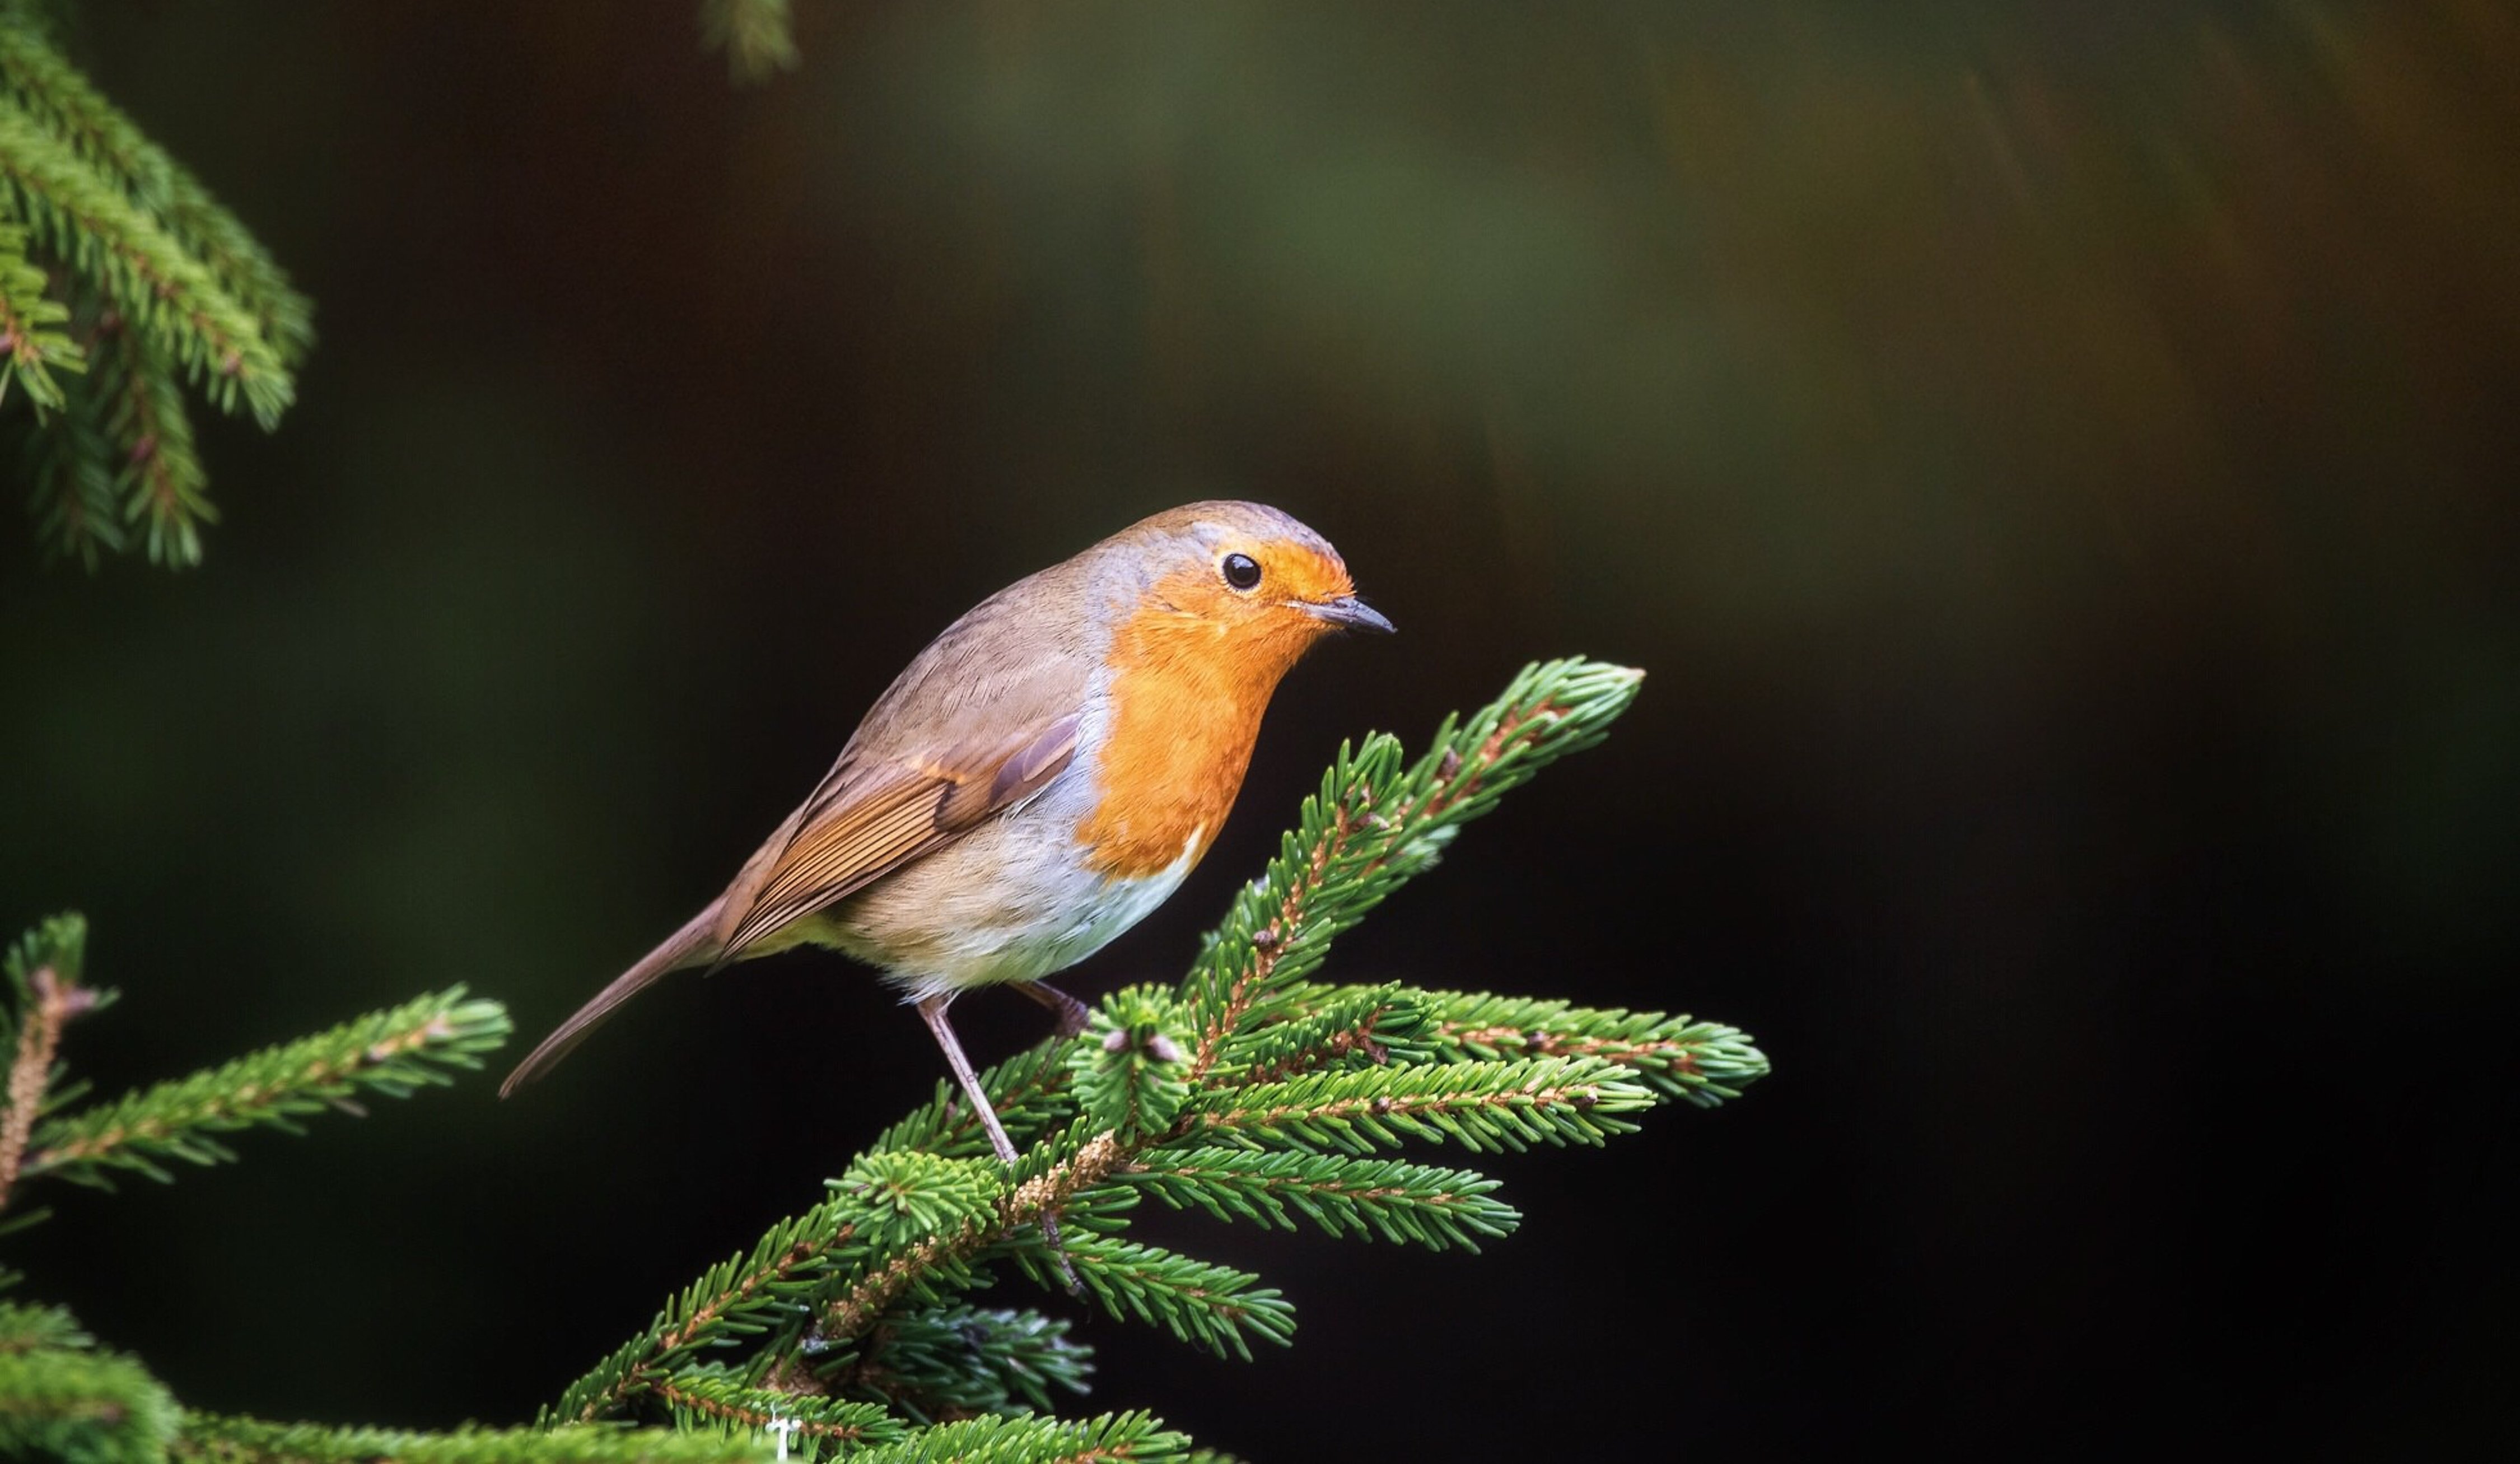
[0,1318,179,1464]
[1118,1150,1516,1252]
[171,1415,769,1464]
[1182,1056,1656,1156]
[1418,991,1771,1108]
[0,914,98,1213]
[1067,987,1192,1144]
[552,1150,1085,1425]
[0,1301,90,1354]
[846,1410,1189,1464]
[0,27,311,370]
[699,0,801,86]
[1183,659,1646,1075]
[0,97,292,427]
[22,987,510,1190]
[88,317,212,566]
[23,353,120,563]
[1208,982,1431,1087]
[548,1194,861,1424]
[648,1376,904,1457]
[811,1303,1092,1421]
[813,1134,1131,1353]
[1009,1237,1291,1362]
[874,1046,1077,1163]
[836,1151,1009,1255]
[0,218,78,411]
[0,29,307,562]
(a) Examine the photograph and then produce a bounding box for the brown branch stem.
[1189,1075,1612,1144]
[1187,800,1356,1080]
[1437,1023,1703,1078]
[811,1132,1127,1353]
[646,1381,874,1444]
[571,1221,858,1424]
[1,964,92,1210]
[1187,700,1563,1081]
[22,1010,458,1177]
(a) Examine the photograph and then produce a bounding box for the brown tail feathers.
[499,902,723,1098]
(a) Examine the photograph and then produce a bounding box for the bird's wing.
[710,710,1081,959]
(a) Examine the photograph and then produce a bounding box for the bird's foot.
[1016,979,1094,1039]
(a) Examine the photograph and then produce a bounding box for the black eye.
[1220,552,1262,591]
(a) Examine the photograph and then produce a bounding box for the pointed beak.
[1298,594,1396,635]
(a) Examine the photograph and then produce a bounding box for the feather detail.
[715,714,1081,958]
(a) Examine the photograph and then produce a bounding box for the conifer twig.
[0,219,80,412]
[1419,991,1772,1107]
[1183,661,1648,1077]
[552,1197,866,1424]
[817,1133,1130,1348]
[0,963,91,1212]
[647,1377,899,1448]
[846,1409,1189,1464]
[0,99,292,426]
[0,1340,179,1463]
[24,354,120,563]
[172,1414,770,1464]
[23,987,509,1188]
[0,27,312,369]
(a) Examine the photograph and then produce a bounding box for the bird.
[500,501,1392,1185]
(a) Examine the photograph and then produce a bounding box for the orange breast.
[1077,584,1318,879]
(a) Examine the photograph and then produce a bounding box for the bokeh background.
[7,2,2517,1456]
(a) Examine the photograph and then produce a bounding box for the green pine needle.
[548,1190,858,1425]
[0,99,292,427]
[1068,985,1194,1143]
[23,987,510,1188]
[1015,1235,1294,1361]
[1417,990,1773,1108]
[1208,981,1433,1085]
[173,1414,768,1464]
[0,1302,90,1354]
[85,322,212,567]
[21,361,121,566]
[846,1410,1189,1464]
[0,218,80,413]
[1,27,310,565]
[831,1151,1008,1255]
[812,1303,1093,1420]
[1121,1150,1518,1251]
[0,27,312,370]
[648,1374,906,1460]
[873,1044,1077,1162]
[1182,659,1647,1071]
[1183,1056,1658,1155]
[0,1341,179,1464]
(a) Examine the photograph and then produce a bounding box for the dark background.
[7,3,2516,1457]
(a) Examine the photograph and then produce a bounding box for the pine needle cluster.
[0,10,311,567]
[0,914,518,1461]
[4,659,1770,1462]
[0,911,509,1232]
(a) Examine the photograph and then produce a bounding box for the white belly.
[800,774,1205,1005]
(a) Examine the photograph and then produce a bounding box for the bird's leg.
[915,992,1082,1294]
[1014,979,1093,1038]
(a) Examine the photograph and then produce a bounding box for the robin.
[501,501,1392,1182]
